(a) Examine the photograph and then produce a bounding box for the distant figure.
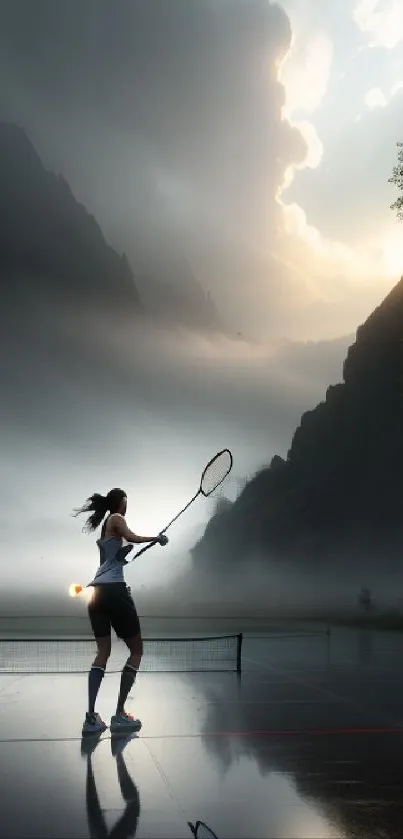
[358,587,373,614]
[74,488,168,736]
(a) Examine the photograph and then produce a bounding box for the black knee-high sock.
[88,665,105,714]
[116,664,138,713]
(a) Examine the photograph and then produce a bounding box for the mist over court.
[1,1,403,639]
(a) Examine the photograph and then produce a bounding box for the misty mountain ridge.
[0,122,223,332]
[0,122,140,316]
[134,255,224,333]
[192,277,403,579]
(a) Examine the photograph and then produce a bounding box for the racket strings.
[200,449,233,497]
[188,821,219,839]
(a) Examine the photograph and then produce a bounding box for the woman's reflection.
[81,734,140,839]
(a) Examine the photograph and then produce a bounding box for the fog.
[0,0,401,635]
[2,294,398,629]
[0,266,352,591]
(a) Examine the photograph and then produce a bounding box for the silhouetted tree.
[389,141,403,220]
[212,494,232,517]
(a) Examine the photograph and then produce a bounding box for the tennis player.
[74,488,168,736]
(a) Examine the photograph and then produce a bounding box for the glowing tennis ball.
[69,583,83,598]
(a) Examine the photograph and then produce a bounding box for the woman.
[74,487,168,736]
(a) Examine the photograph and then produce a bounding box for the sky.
[0,0,402,607]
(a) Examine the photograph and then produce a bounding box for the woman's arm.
[110,513,164,544]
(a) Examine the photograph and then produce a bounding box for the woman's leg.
[88,635,111,714]
[83,588,111,733]
[115,633,143,715]
[109,587,143,726]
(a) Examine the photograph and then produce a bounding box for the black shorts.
[88,583,141,640]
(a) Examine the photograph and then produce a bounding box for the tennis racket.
[127,448,233,562]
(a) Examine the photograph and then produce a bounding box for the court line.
[203,699,337,705]
[143,739,187,822]
[1,728,403,744]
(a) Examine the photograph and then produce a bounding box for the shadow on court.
[0,626,403,838]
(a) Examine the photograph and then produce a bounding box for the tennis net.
[0,634,243,673]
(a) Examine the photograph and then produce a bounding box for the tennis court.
[1,624,403,838]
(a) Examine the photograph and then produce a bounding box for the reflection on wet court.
[1,626,403,838]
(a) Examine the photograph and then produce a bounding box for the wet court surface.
[1,626,403,838]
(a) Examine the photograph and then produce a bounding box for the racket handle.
[132,538,160,559]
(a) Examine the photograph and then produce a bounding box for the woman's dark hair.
[73,488,126,533]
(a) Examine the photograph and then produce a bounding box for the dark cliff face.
[192,278,403,569]
[0,122,141,314]
[0,122,225,334]
[0,123,144,444]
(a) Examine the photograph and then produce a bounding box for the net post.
[236,632,243,673]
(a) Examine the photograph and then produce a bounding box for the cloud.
[365,86,388,108]
[0,1,301,234]
[280,32,334,117]
[277,26,331,197]
[283,79,403,259]
[2,0,392,344]
[0,0,310,341]
[363,81,403,111]
[273,0,403,333]
[353,0,403,49]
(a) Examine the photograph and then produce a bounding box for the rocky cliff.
[192,278,403,570]
[0,122,141,314]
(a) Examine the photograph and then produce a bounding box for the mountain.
[192,277,403,572]
[0,122,227,333]
[0,122,141,314]
[131,249,225,333]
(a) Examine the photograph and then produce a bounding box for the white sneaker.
[82,711,107,736]
[110,711,142,733]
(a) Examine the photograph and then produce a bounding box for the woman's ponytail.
[73,487,126,533]
[73,493,108,532]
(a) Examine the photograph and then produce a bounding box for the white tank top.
[89,536,133,585]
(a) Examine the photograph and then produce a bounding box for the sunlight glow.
[280,33,333,117]
[381,231,403,277]
[68,583,82,598]
[68,583,93,602]
[278,27,327,193]
[277,200,403,289]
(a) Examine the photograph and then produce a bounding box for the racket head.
[199,448,233,497]
[188,821,219,839]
